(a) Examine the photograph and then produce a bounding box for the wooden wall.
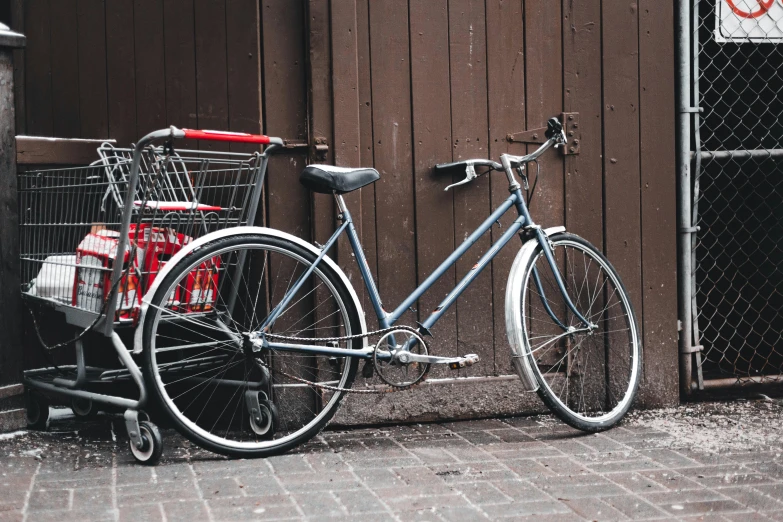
[10,0,679,417]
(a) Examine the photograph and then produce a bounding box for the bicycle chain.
[263,325,429,394]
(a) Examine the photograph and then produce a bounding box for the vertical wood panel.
[639,0,678,406]
[330,0,364,286]
[356,0,379,330]
[602,1,643,318]
[134,0,166,136]
[449,0,492,375]
[10,0,26,135]
[486,0,525,374]
[262,0,309,238]
[163,0,198,147]
[49,0,81,137]
[368,1,416,317]
[525,1,564,230]
[226,0,263,154]
[562,0,603,248]
[410,0,457,368]
[24,0,53,136]
[77,0,109,138]
[194,0,229,151]
[105,0,137,144]
[308,0,335,253]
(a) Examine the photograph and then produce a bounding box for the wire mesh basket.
[19,142,267,332]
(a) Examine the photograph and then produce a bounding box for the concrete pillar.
[0,22,26,432]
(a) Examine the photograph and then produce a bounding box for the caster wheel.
[130,421,163,465]
[71,398,99,419]
[249,399,278,438]
[26,392,49,430]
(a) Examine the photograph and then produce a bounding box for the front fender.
[505,226,565,391]
[133,226,368,354]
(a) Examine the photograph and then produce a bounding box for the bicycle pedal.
[448,354,480,370]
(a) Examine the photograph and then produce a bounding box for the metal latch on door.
[506,112,580,155]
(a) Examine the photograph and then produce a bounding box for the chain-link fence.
[690,0,783,386]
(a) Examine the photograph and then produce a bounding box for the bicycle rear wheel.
[141,234,362,457]
[520,233,641,431]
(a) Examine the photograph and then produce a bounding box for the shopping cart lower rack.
[19,126,283,464]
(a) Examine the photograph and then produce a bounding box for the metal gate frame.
[678,0,783,394]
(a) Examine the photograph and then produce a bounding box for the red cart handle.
[181,128,282,145]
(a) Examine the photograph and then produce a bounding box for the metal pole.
[676,0,694,396]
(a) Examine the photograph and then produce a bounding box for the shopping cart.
[19,127,283,464]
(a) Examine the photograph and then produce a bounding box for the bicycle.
[137,117,642,458]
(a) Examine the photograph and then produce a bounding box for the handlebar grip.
[544,118,563,139]
[181,129,283,145]
[434,161,467,171]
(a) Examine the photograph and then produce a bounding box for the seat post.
[334,192,350,222]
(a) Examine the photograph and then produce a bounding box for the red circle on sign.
[726,0,774,18]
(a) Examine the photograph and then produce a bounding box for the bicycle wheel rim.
[522,238,640,424]
[146,241,355,451]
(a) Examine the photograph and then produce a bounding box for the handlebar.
[433,117,567,192]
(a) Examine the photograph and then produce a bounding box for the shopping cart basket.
[19,127,283,464]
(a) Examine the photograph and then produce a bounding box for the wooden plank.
[524,1,564,230]
[261,0,309,238]
[486,0,525,374]
[307,0,335,251]
[23,0,53,136]
[368,1,416,320]
[226,0,263,154]
[16,136,115,165]
[163,0,198,148]
[356,0,379,331]
[194,0,229,151]
[49,0,81,138]
[133,0,167,136]
[562,0,603,248]
[638,0,678,406]
[330,0,363,286]
[410,0,456,373]
[524,1,565,370]
[448,0,492,376]
[77,0,110,139]
[105,0,137,145]
[10,0,26,135]
[602,1,643,323]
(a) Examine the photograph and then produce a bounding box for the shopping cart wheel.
[130,421,163,465]
[26,391,49,430]
[71,398,99,419]
[248,394,278,438]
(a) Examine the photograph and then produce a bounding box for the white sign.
[716,0,783,42]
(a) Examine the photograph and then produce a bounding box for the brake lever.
[444,163,478,191]
[554,129,568,149]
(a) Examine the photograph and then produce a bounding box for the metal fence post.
[0,23,26,431]
[676,0,695,396]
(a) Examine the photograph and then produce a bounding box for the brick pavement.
[2,399,783,521]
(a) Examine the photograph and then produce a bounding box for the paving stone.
[605,472,670,493]
[291,491,346,517]
[601,495,670,520]
[656,499,750,516]
[719,486,783,512]
[456,430,503,446]
[563,496,629,520]
[333,488,390,514]
[454,481,513,505]
[118,504,164,522]
[480,499,573,518]
[27,488,71,511]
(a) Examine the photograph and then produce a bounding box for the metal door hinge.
[313,137,329,161]
[506,112,580,155]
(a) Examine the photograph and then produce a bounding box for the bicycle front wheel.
[520,233,641,431]
[141,234,363,457]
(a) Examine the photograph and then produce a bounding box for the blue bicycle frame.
[261,137,592,359]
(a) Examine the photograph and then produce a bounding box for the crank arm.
[395,352,480,369]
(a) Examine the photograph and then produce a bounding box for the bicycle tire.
[519,233,642,432]
[141,233,362,458]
